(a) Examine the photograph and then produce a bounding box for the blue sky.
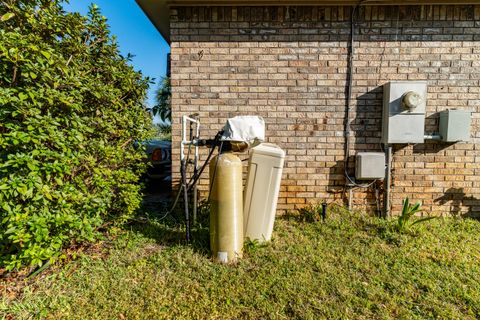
[63,0,170,112]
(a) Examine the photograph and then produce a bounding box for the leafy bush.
[0,1,152,270]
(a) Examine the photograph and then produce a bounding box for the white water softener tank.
[243,143,285,242]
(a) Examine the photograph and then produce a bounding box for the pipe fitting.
[424,133,442,141]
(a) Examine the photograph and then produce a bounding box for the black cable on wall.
[343,2,376,189]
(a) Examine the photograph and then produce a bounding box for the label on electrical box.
[217,252,228,263]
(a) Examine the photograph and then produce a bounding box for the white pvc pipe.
[181,115,200,162]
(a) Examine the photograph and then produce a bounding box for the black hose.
[181,157,191,243]
[157,130,224,226]
[343,3,376,189]
[207,141,224,202]
[157,131,222,222]
[186,131,223,192]
[156,143,193,221]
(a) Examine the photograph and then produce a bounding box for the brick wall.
[169,5,480,217]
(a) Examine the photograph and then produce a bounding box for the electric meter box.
[439,109,472,142]
[355,152,386,180]
[382,81,428,144]
[243,143,285,243]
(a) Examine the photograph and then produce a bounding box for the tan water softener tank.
[243,143,285,242]
[209,152,243,263]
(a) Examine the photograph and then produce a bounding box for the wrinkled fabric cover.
[221,116,265,146]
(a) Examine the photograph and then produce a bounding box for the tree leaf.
[1,12,15,22]
[5,226,16,235]
[18,92,28,101]
[40,51,51,59]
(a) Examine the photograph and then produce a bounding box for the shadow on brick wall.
[412,140,454,154]
[327,159,384,214]
[435,188,480,218]
[351,86,383,153]
[327,160,348,203]
[323,86,385,210]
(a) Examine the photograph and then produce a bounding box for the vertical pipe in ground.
[384,146,393,218]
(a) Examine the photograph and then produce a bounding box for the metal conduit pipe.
[424,134,442,141]
[384,145,393,218]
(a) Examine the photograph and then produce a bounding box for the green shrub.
[397,197,435,233]
[152,77,171,122]
[0,1,152,270]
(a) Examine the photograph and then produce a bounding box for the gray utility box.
[355,152,386,180]
[439,109,472,142]
[382,81,428,144]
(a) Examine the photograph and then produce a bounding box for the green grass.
[2,206,480,319]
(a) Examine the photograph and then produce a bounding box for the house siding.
[169,5,480,216]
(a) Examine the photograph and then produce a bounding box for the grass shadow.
[126,185,212,257]
[280,201,372,223]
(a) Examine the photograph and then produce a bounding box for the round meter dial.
[402,91,422,110]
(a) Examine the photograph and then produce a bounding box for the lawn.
[2,205,480,319]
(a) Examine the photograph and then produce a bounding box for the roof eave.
[168,0,480,4]
[136,0,480,44]
[136,0,171,44]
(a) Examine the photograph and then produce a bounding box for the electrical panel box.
[382,81,428,144]
[355,152,386,180]
[439,109,472,142]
